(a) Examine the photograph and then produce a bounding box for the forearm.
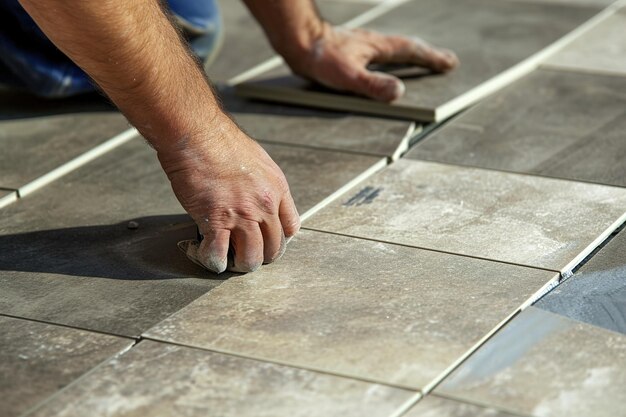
[18,0,227,153]
[242,0,325,64]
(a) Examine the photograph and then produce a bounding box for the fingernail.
[389,79,406,101]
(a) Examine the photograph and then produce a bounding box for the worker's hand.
[157,117,300,274]
[285,24,458,102]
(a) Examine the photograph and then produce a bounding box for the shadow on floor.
[0,88,118,120]
[0,214,235,281]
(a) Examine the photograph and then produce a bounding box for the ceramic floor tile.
[222,91,416,158]
[506,0,616,6]
[29,340,413,417]
[0,316,133,417]
[145,229,557,389]
[535,227,626,334]
[236,0,598,121]
[437,307,626,417]
[209,0,372,83]
[306,159,626,273]
[403,394,522,417]
[543,9,626,76]
[407,70,626,187]
[0,91,129,191]
[0,138,383,336]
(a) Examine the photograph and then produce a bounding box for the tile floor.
[1,0,625,416]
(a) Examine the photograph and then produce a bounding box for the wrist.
[272,19,328,72]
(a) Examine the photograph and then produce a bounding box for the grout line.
[0,312,138,341]
[387,392,424,417]
[390,122,418,161]
[20,339,139,417]
[256,137,399,160]
[406,156,626,190]
[226,0,411,86]
[299,228,561,274]
[301,158,388,222]
[540,62,626,79]
[142,334,420,392]
[0,190,18,209]
[434,2,624,122]
[17,127,139,198]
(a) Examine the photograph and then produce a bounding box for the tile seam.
[19,339,139,417]
[429,392,535,417]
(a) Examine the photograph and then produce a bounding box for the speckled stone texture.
[0,316,133,417]
[404,395,520,417]
[145,230,557,389]
[407,70,626,187]
[536,228,626,334]
[438,307,626,417]
[544,9,626,76]
[209,0,371,82]
[306,159,626,272]
[28,340,414,417]
[0,92,129,191]
[222,91,416,158]
[0,137,384,336]
[237,0,598,120]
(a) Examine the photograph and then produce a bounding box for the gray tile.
[438,307,626,417]
[145,229,557,389]
[237,0,598,121]
[0,138,383,336]
[404,395,521,417]
[222,91,416,158]
[209,0,372,82]
[507,0,616,6]
[29,340,413,417]
[535,227,626,334]
[306,159,626,272]
[544,10,626,76]
[0,316,133,417]
[407,70,626,187]
[0,91,129,191]
[0,189,17,209]
[261,143,386,214]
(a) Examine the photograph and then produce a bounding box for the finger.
[278,191,301,238]
[230,222,264,273]
[373,35,459,73]
[260,214,286,264]
[196,228,230,274]
[342,68,406,102]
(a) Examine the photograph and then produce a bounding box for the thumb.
[348,69,406,102]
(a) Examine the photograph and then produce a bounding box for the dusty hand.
[286,24,459,102]
[158,117,300,274]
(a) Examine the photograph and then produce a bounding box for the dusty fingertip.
[392,79,406,101]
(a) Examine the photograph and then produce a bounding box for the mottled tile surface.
[209,0,371,82]
[536,228,626,334]
[238,0,597,120]
[29,340,413,417]
[222,91,415,158]
[146,230,557,388]
[0,316,133,417]
[544,10,626,76]
[407,70,626,187]
[0,91,129,190]
[306,160,626,272]
[438,307,626,417]
[0,137,383,336]
[404,395,520,417]
[261,142,385,213]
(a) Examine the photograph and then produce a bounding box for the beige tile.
[438,307,626,417]
[145,230,557,389]
[544,10,626,76]
[404,395,522,417]
[0,92,129,191]
[406,70,626,187]
[306,159,626,273]
[222,91,416,158]
[237,0,599,121]
[0,316,133,417]
[29,340,413,417]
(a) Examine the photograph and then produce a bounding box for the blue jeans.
[0,0,221,98]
